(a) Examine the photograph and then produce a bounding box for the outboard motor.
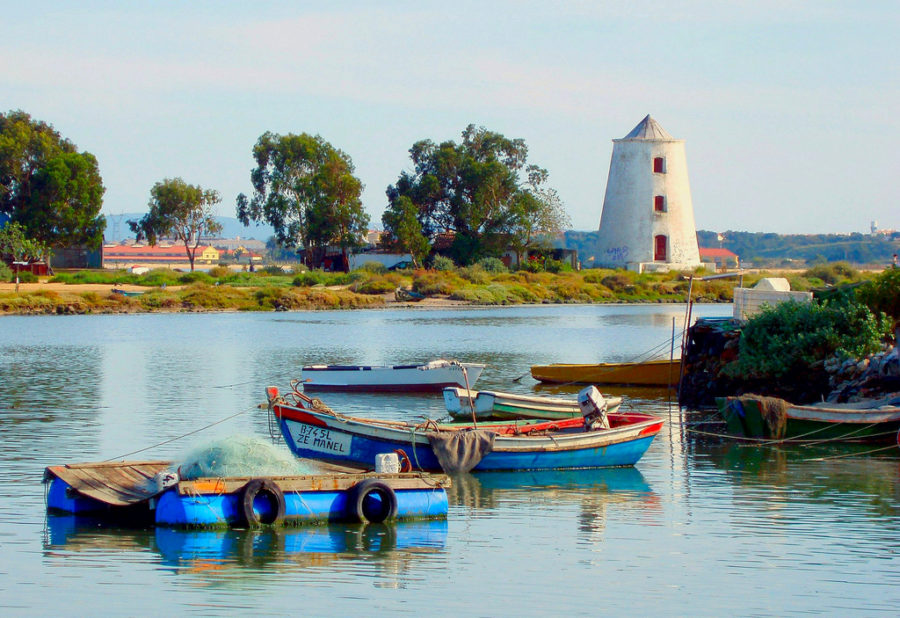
[578,386,610,431]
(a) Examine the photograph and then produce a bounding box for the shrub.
[601,273,633,292]
[855,267,900,321]
[261,265,286,275]
[582,269,604,284]
[354,277,396,294]
[544,259,571,274]
[803,262,859,285]
[431,255,455,271]
[141,269,182,287]
[293,271,325,287]
[358,261,388,274]
[0,263,12,282]
[13,270,38,283]
[459,265,489,285]
[412,270,463,295]
[177,271,214,285]
[725,298,890,382]
[477,257,507,273]
[208,266,232,279]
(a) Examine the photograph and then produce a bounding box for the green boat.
[716,394,900,442]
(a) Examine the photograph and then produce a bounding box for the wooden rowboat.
[301,359,485,392]
[268,387,664,472]
[443,387,623,421]
[530,359,680,386]
[717,394,900,442]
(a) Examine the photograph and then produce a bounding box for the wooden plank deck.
[44,461,170,507]
[45,460,450,507]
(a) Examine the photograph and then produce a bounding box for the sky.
[2,1,898,237]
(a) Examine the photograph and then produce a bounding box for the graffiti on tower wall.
[606,246,629,263]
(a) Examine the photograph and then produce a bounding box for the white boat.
[443,387,622,421]
[301,359,485,392]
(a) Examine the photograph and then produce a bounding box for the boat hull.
[717,396,900,442]
[443,387,622,421]
[530,359,680,386]
[274,403,664,471]
[302,362,485,392]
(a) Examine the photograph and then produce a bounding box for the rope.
[683,422,899,446]
[103,408,249,461]
[801,444,900,461]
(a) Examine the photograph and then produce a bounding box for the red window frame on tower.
[654,195,665,212]
[654,235,667,261]
[653,157,665,173]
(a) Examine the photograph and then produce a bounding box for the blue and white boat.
[269,387,664,472]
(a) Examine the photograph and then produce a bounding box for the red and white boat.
[300,359,486,392]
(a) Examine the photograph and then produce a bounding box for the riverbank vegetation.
[0,260,891,316]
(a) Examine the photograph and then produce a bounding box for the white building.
[595,115,701,272]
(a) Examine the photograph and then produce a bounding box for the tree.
[0,221,49,264]
[507,167,571,264]
[0,110,106,254]
[128,178,223,272]
[381,196,431,267]
[385,124,566,265]
[236,132,369,270]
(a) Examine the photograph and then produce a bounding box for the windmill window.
[654,235,667,261]
[654,195,666,212]
[653,157,666,173]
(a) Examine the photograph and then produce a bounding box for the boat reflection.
[698,441,900,517]
[449,468,661,541]
[45,516,448,582]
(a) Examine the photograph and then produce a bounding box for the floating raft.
[44,460,450,528]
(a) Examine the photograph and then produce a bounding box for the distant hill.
[105,213,274,242]
[560,229,900,269]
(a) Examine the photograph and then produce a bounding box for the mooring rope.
[103,407,250,461]
[683,421,898,448]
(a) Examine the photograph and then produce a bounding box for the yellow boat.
[530,359,681,386]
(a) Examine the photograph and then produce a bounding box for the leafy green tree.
[236,132,369,271]
[0,110,106,254]
[0,221,49,263]
[385,124,565,265]
[128,178,223,272]
[507,167,571,264]
[381,196,431,267]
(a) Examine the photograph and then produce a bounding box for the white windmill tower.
[595,115,701,272]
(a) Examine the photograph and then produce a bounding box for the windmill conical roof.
[621,115,674,140]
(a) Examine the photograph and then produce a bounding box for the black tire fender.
[239,478,285,526]
[345,479,398,523]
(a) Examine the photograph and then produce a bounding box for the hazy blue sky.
[3,1,897,235]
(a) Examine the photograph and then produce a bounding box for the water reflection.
[44,517,448,587]
[449,468,661,542]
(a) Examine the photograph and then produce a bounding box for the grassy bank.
[0,262,875,315]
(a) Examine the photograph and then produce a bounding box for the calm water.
[2,304,900,615]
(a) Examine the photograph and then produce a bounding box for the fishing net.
[175,434,314,480]
[740,394,789,439]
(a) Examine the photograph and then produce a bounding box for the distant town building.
[595,115,701,272]
[698,247,739,271]
[870,220,896,236]
[102,244,220,269]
